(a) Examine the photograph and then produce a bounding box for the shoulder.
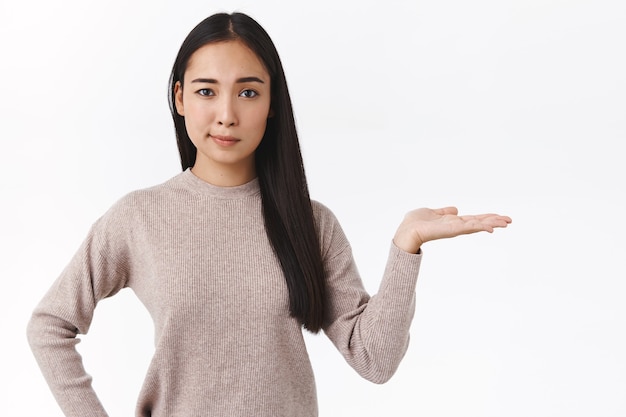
[311,199,341,233]
[311,199,334,221]
[311,200,350,257]
[95,172,188,229]
[110,171,189,209]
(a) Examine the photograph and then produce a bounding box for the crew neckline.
[179,168,260,198]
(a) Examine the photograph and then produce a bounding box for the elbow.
[358,355,403,384]
[354,341,410,384]
[26,312,46,353]
[26,313,38,349]
[26,310,79,353]
[358,331,413,384]
[364,369,397,385]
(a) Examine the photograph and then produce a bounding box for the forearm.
[325,243,422,383]
[27,311,109,417]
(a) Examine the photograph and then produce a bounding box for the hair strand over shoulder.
[168,12,327,332]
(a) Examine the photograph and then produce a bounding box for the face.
[174,40,272,184]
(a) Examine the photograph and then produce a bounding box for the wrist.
[393,233,422,254]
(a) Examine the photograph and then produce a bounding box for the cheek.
[247,106,271,137]
[183,106,208,138]
[251,118,268,142]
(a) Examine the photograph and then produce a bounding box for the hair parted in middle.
[168,12,327,332]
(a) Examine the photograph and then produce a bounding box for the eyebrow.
[190,77,265,84]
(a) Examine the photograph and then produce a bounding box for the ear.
[268,107,274,118]
[174,81,185,116]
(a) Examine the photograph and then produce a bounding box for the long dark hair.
[168,12,327,332]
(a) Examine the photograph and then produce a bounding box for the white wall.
[1,0,624,416]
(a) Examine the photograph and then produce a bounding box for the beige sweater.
[27,169,422,417]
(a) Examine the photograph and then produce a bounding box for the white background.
[1,0,625,416]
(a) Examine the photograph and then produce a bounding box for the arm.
[318,204,511,384]
[314,202,421,383]
[322,239,422,384]
[26,210,130,416]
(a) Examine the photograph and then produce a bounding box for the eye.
[239,89,258,98]
[197,88,214,97]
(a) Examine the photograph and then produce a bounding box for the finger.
[433,206,458,216]
[491,218,512,228]
[478,216,512,229]
[461,213,512,223]
[480,215,513,226]
[457,215,509,232]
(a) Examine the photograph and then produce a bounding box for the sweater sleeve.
[315,202,422,384]
[26,203,131,417]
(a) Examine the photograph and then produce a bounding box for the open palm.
[393,206,512,253]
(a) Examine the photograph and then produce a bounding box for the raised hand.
[392,206,512,254]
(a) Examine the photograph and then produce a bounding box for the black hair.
[168,12,327,332]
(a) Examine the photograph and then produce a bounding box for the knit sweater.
[27,169,422,417]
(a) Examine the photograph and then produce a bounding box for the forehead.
[185,40,269,79]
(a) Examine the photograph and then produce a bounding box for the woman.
[27,12,511,417]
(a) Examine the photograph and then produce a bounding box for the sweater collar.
[179,168,260,199]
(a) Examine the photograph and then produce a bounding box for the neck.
[191,158,256,187]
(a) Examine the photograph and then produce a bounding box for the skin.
[174,40,272,187]
[174,40,512,252]
[393,207,512,253]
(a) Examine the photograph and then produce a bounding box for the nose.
[217,96,238,127]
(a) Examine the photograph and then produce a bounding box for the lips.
[210,134,240,147]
